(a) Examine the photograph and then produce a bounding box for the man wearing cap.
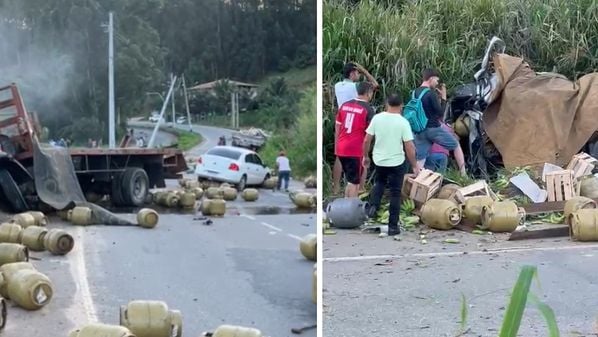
[332,62,378,195]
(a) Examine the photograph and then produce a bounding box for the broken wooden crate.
[545,169,574,202]
[401,169,442,205]
[567,152,598,179]
[453,180,497,204]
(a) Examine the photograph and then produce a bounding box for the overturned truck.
[0,83,188,213]
[445,37,598,178]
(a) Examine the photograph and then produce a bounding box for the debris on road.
[137,208,160,229]
[44,229,74,255]
[299,234,317,261]
[289,191,316,209]
[0,262,53,310]
[120,300,183,337]
[0,243,28,266]
[200,199,226,216]
[242,188,259,202]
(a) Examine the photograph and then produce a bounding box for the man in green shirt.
[363,94,419,236]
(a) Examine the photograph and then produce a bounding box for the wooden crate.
[566,152,598,179]
[545,170,574,202]
[401,169,443,205]
[453,180,497,204]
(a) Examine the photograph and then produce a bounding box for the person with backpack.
[335,82,376,198]
[363,94,419,237]
[402,69,458,171]
[332,62,379,195]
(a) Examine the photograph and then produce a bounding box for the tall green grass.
[323,0,598,195]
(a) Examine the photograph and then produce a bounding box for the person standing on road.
[276,151,291,192]
[363,94,419,236]
[404,69,458,170]
[335,82,375,197]
[332,62,379,195]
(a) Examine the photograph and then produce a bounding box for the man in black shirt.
[412,69,459,170]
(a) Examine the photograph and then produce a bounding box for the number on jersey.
[344,113,355,134]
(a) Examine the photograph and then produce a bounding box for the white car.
[194,146,271,190]
[176,116,187,124]
[149,115,165,123]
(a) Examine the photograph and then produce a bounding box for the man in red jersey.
[335,82,376,197]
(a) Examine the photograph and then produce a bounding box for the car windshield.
[207,148,242,160]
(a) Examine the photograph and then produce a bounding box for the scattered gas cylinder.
[69,324,136,337]
[326,197,368,229]
[57,209,70,221]
[210,325,263,337]
[241,189,259,202]
[462,196,494,224]
[185,180,200,189]
[137,209,159,229]
[7,269,53,310]
[159,193,180,208]
[220,183,232,189]
[20,226,48,252]
[0,223,23,243]
[70,206,93,226]
[564,196,597,225]
[299,234,317,261]
[480,201,524,232]
[304,176,317,188]
[27,211,48,227]
[290,192,316,209]
[421,199,462,230]
[312,264,317,304]
[179,192,197,209]
[0,262,35,298]
[44,229,75,255]
[10,213,36,228]
[436,184,461,200]
[120,300,182,337]
[0,243,28,266]
[206,187,224,200]
[178,178,190,188]
[263,177,278,190]
[222,187,238,201]
[153,191,168,205]
[144,193,154,205]
[192,187,204,200]
[570,209,598,241]
[580,175,598,199]
[202,199,226,216]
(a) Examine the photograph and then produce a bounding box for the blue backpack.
[403,88,430,133]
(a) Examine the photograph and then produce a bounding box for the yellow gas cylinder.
[206,187,224,200]
[222,187,238,201]
[179,192,197,209]
[69,206,93,226]
[178,178,190,188]
[420,199,462,230]
[304,176,317,188]
[137,209,159,229]
[7,269,53,310]
[153,191,168,205]
[454,114,470,138]
[10,213,36,228]
[0,262,35,298]
[220,183,232,189]
[299,234,316,261]
[20,226,48,252]
[192,187,204,200]
[69,324,136,337]
[564,196,597,225]
[241,189,259,202]
[185,180,200,189]
[580,175,598,199]
[290,192,315,208]
[570,209,598,241]
[263,177,278,190]
[0,223,23,243]
[0,243,28,266]
[27,211,48,227]
[201,200,213,216]
[44,229,75,255]
[120,300,182,337]
[160,193,179,208]
[480,201,525,232]
[211,325,263,337]
[462,196,494,224]
[312,264,317,304]
[57,209,70,221]
[207,199,226,216]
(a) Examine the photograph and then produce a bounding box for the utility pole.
[171,73,176,126]
[148,76,178,148]
[108,12,116,148]
[182,75,193,132]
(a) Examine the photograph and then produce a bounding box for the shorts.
[338,156,362,185]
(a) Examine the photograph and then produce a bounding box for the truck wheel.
[121,167,149,207]
[111,173,126,206]
[0,169,28,212]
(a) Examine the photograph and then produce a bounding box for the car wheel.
[121,167,149,207]
[237,175,247,191]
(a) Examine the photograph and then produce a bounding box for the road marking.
[261,222,282,232]
[287,234,303,241]
[242,215,256,220]
[268,231,278,235]
[71,226,98,323]
[324,244,598,262]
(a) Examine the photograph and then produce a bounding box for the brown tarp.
[483,54,598,168]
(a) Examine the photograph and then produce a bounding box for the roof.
[188,79,259,91]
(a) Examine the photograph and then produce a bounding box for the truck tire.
[111,173,126,207]
[121,168,149,207]
[0,169,28,212]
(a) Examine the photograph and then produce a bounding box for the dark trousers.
[277,171,290,190]
[368,162,407,231]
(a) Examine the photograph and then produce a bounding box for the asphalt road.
[7,123,317,337]
[129,127,176,148]
[323,226,598,337]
